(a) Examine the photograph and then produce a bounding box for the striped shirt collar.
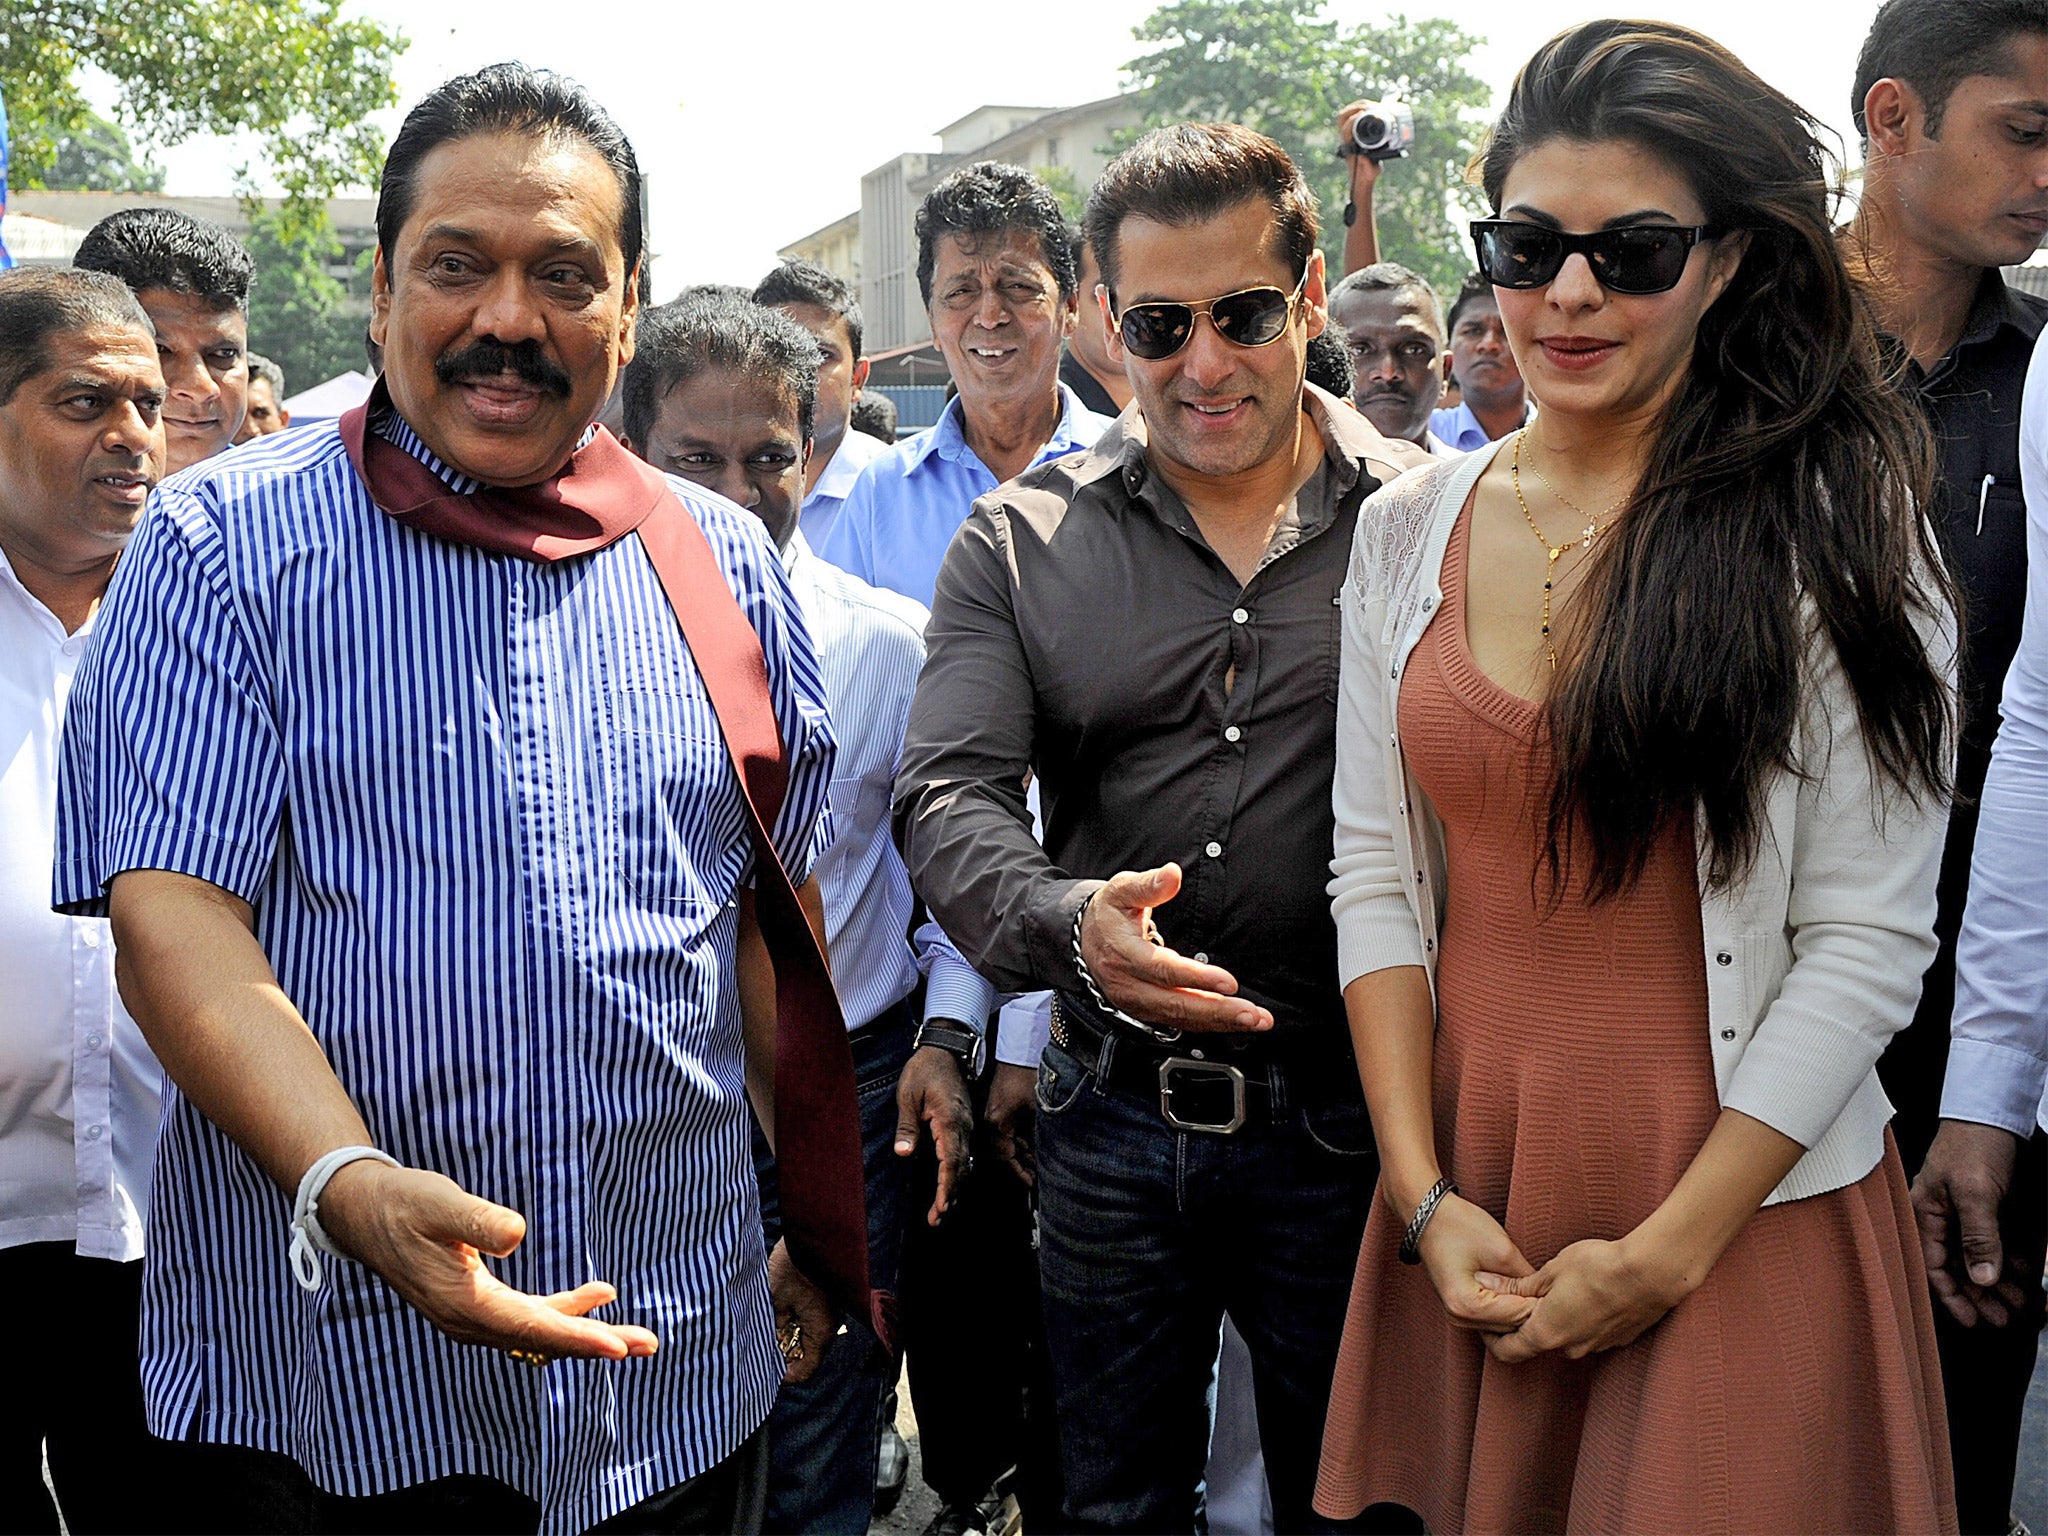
[370,405,600,496]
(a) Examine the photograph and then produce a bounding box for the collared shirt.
[0,548,158,1261]
[1059,350,1122,419]
[1424,430,1457,460]
[1892,270,2048,1134]
[784,533,996,1034]
[1944,305,2048,1138]
[1428,398,1531,452]
[894,384,1412,1044]
[821,383,1113,608]
[52,410,834,1534]
[798,425,888,553]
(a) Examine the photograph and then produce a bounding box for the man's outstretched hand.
[316,1159,660,1362]
[1079,865,1273,1035]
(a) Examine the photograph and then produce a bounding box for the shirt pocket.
[606,687,738,917]
[825,775,889,867]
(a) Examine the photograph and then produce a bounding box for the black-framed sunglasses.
[1469,219,1723,296]
[1110,274,1309,361]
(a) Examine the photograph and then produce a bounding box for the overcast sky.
[139,0,1871,303]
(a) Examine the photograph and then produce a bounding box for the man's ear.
[617,260,643,367]
[802,435,815,473]
[1862,77,1925,158]
[851,356,871,395]
[1302,248,1328,341]
[370,247,391,347]
[1059,284,1080,340]
[1099,284,1125,364]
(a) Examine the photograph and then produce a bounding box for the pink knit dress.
[1313,505,1958,1535]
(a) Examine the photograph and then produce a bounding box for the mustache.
[434,339,573,397]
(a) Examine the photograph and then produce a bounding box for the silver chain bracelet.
[1069,891,1183,1044]
[1398,1175,1457,1265]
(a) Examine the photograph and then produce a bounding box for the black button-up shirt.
[894,386,1420,1045]
[1883,268,2047,1162]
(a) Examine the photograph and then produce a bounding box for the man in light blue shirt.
[621,290,995,1535]
[822,161,1113,610]
[1428,271,1533,451]
[1913,305,2048,1357]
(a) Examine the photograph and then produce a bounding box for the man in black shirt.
[1848,2,2048,1530]
[1059,230,1130,419]
[897,123,1425,1531]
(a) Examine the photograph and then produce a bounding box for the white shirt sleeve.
[1944,332,2048,1137]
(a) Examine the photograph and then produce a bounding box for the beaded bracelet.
[1397,1176,1457,1265]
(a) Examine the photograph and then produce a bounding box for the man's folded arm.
[893,507,1093,997]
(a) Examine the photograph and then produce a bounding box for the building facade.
[779,94,1141,356]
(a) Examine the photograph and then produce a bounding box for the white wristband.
[289,1145,399,1292]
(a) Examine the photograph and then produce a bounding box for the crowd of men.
[0,1,2045,1533]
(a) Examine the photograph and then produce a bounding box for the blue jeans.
[753,1005,914,1535]
[1034,1038,1377,1535]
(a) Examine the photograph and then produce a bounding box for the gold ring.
[505,1348,550,1368]
[777,1324,806,1363]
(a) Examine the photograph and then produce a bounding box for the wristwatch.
[913,1017,984,1076]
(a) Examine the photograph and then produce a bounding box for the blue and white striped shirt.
[52,411,835,1532]
[785,534,996,1034]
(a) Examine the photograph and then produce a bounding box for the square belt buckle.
[1158,1057,1247,1135]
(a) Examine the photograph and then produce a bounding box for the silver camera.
[1350,100,1416,163]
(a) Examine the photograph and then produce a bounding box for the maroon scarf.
[340,387,882,1343]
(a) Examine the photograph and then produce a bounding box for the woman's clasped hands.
[1416,1195,1693,1364]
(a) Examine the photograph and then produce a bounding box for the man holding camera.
[1336,98,1413,278]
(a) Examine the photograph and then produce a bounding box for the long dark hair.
[1479,20,1955,899]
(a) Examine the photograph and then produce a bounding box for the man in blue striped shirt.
[621,289,996,1535]
[53,66,840,1535]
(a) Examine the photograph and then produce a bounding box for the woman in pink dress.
[1316,21,1960,1534]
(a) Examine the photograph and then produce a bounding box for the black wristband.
[913,1018,982,1074]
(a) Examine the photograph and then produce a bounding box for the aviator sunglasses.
[1111,273,1309,361]
[1470,219,1723,296]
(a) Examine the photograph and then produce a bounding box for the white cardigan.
[1329,441,1955,1205]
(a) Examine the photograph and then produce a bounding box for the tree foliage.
[243,208,368,394]
[1124,0,1491,295]
[45,111,166,192]
[0,1,404,206]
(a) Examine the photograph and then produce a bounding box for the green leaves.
[243,205,366,397]
[1,0,405,205]
[1124,0,1491,296]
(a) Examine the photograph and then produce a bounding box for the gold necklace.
[1509,428,1628,671]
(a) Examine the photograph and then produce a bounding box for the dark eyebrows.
[417,222,483,249]
[1499,205,1685,230]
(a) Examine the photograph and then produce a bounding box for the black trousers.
[896,1060,1063,1525]
[150,1425,768,1535]
[0,1242,157,1536]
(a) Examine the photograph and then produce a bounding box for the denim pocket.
[1035,1042,1092,1116]
[1300,1095,1377,1159]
